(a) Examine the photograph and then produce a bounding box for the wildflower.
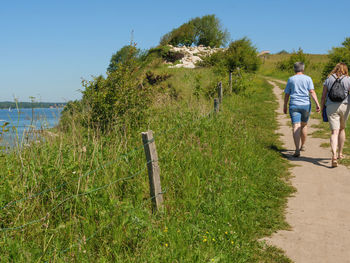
[165,243,168,247]
[203,239,207,242]
[212,238,216,242]
[225,231,228,235]
[231,241,234,245]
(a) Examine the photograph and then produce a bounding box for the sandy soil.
[265,80,350,263]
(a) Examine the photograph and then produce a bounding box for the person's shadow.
[269,145,331,169]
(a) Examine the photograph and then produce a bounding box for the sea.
[0,108,62,147]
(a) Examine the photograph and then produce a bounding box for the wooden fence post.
[214,98,220,113]
[141,130,163,212]
[217,81,223,104]
[229,71,232,94]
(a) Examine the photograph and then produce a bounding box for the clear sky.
[1,0,349,102]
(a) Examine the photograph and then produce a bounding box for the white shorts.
[327,103,350,130]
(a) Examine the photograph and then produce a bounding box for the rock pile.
[168,45,222,69]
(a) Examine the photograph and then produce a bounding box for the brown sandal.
[332,158,338,168]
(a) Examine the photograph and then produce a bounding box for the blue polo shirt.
[284,74,314,106]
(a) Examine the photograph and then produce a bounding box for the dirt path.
[266,80,350,263]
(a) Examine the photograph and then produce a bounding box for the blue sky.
[1,0,349,102]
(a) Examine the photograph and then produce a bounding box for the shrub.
[277,50,289,55]
[107,45,143,73]
[145,71,172,86]
[224,38,260,73]
[160,14,229,48]
[322,37,350,79]
[197,50,226,68]
[80,50,151,132]
[146,45,184,63]
[276,48,309,72]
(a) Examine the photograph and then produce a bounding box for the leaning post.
[214,98,220,113]
[229,71,233,94]
[217,81,223,104]
[141,130,163,212]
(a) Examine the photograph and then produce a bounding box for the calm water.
[0,108,62,146]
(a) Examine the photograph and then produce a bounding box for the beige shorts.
[327,103,350,130]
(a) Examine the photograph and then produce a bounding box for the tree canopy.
[107,45,142,73]
[224,38,260,72]
[323,37,350,79]
[160,15,229,48]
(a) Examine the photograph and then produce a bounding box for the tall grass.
[0,69,293,262]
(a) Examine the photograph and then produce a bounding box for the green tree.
[160,22,195,47]
[192,15,229,47]
[107,45,142,73]
[225,38,260,72]
[322,37,350,79]
[160,14,229,48]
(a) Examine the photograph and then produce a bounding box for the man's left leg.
[300,122,308,151]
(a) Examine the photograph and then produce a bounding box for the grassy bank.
[0,70,293,262]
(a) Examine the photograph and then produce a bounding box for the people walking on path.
[283,62,321,157]
[321,63,350,167]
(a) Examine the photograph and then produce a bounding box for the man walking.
[283,62,321,157]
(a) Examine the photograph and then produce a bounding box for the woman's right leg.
[293,123,301,156]
[338,128,345,158]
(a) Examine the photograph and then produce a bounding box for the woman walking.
[321,63,350,167]
[284,62,321,157]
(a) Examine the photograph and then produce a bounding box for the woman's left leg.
[331,129,340,161]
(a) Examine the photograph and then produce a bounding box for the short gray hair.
[294,62,305,73]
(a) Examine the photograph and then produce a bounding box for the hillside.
[0,58,295,261]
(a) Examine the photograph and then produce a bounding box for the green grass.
[0,69,293,262]
[259,54,329,87]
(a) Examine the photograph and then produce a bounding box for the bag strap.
[332,74,345,82]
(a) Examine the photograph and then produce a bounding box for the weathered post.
[217,81,223,103]
[229,71,232,94]
[214,98,220,113]
[141,130,163,212]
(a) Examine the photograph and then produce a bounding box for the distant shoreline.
[0,101,66,109]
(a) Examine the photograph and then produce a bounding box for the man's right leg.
[293,123,301,156]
